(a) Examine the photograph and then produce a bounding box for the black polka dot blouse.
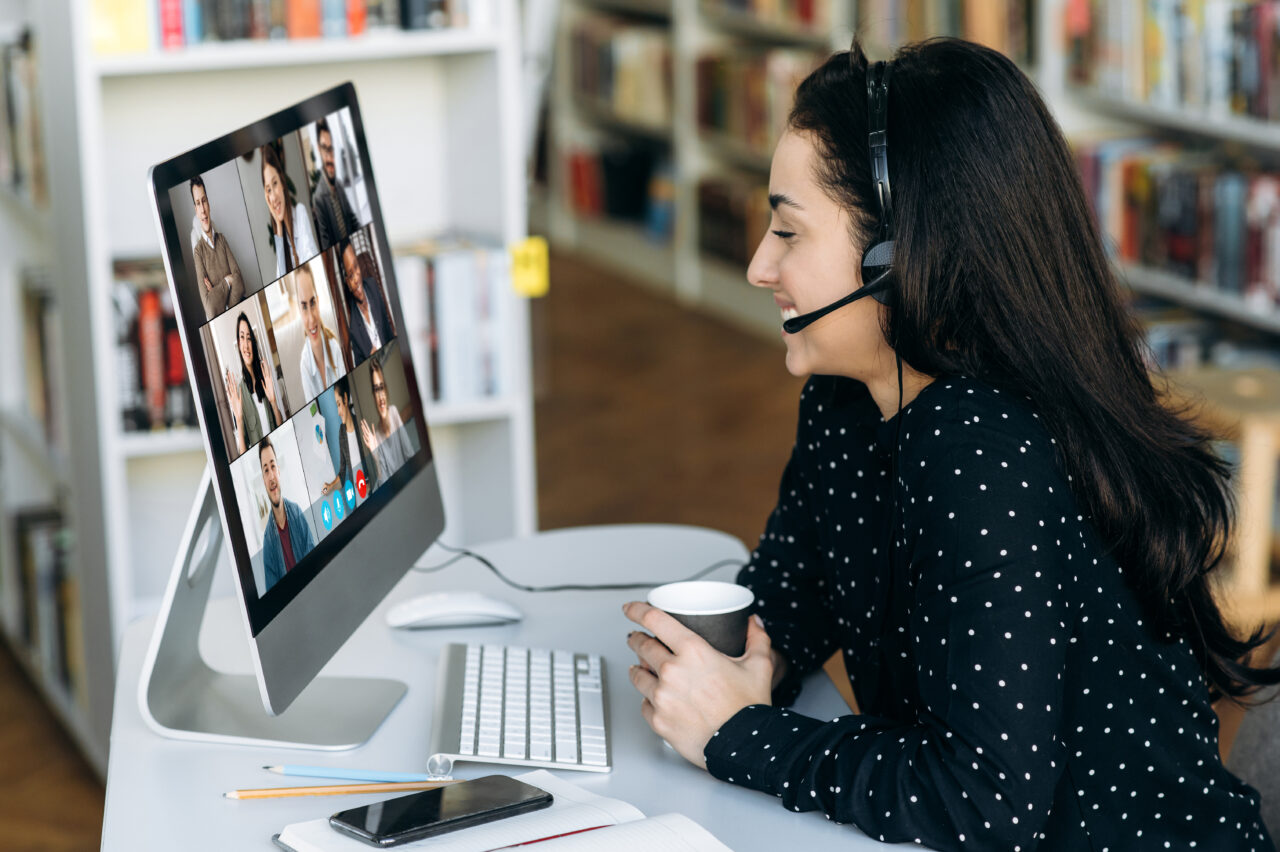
[703,375,1273,852]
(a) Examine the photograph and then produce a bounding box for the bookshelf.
[1059,1,1280,627]
[0,0,537,775]
[536,0,1043,338]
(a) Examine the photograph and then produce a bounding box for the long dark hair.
[236,312,267,404]
[262,143,299,271]
[789,38,1279,699]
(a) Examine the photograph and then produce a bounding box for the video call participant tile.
[332,224,397,367]
[293,387,352,542]
[302,106,373,253]
[238,134,321,286]
[257,256,348,417]
[230,422,321,598]
[167,159,264,324]
[350,339,423,490]
[203,296,289,461]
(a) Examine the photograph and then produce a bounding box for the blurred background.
[4,0,1280,846]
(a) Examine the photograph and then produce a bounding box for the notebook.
[272,770,733,851]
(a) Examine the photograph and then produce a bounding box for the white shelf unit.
[0,0,537,775]
[1062,88,1280,340]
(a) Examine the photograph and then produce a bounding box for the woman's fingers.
[626,630,673,674]
[622,601,702,656]
[629,664,658,703]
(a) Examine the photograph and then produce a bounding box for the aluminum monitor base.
[136,466,406,750]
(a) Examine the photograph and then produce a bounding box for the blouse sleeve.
[705,415,1081,852]
[737,382,840,705]
[294,202,319,262]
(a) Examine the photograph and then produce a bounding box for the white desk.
[101,525,911,850]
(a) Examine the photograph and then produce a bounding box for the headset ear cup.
[862,239,895,304]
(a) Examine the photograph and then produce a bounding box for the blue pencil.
[263,765,433,783]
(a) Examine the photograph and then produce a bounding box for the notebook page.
[278,771,644,852]
[535,813,734,852]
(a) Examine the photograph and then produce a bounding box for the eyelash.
[772,230,796,241]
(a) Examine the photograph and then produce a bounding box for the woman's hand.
[225,368,241,413]
[623,601,774,770]
[260,359,280,418]
[360,418,376,451]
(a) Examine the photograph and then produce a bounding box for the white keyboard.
[429,643,611,772]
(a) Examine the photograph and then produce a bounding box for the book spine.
[182,0,204,42]
[287,0,323,37]
[393,253,432,404]
[159,0,186,48]
[426,255,441,401]
[347,0,368,35]
[138,289,166,430]
[322,0,348,36]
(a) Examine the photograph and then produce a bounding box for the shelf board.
[1117,262,1280,336]
[699,130,772,173]
[572,95,673,143]
[1069,88,1280,153]
[119,429,206,459]
[0,410,69,486]
[92,28,503,78]
[561,210,677,296]
[698,4,832,47]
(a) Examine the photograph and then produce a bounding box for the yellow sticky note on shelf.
[510,236,549,298]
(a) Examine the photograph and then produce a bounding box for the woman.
[623,40,1279,851]
[334,378,377,499]
[224,311,283,456]
[262,143,318,278]
[360,357,414,482]
[295,262,346,402]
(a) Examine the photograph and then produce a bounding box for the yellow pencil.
[224,779,460,800]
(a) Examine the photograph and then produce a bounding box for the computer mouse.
[385,591,524,629]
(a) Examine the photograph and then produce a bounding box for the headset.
[781,59,895,335]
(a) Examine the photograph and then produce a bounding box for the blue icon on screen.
[334,493,345,520]
[344,479,356,509]
[321,501,333,530]
[315,424,324,444]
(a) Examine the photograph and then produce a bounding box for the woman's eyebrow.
[768,192,804,212]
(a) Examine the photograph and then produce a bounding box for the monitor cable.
[413,540,745,593]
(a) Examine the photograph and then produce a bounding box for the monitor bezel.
[148,82,435,638]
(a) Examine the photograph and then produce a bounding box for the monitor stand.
[137,466,407,749]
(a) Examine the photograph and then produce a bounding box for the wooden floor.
[0,248,804,849]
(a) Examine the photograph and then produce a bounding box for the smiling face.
[192,182,211,234]
[342,245,365,304]
[747,129,891,381]
[260,444,281,507]
[297,268,322,345]
[237,316,254,369]
[263,160,286,224]
[371,364,388,419]
[318,127,336,184]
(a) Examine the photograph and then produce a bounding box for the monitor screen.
[149,83,434,638]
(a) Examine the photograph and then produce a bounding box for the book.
[273,770,733,851]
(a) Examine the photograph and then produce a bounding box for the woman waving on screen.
[623,38,1279,852]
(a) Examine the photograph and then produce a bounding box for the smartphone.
[328,775,553,848]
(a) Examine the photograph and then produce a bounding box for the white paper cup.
[647,581,755,657]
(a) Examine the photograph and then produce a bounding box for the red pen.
[486,824,611,850]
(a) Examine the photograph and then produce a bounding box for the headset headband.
[866,60,894,244]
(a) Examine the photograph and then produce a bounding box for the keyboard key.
[579,692,605,729]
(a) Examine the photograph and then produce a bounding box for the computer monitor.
[139,83,445,748]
